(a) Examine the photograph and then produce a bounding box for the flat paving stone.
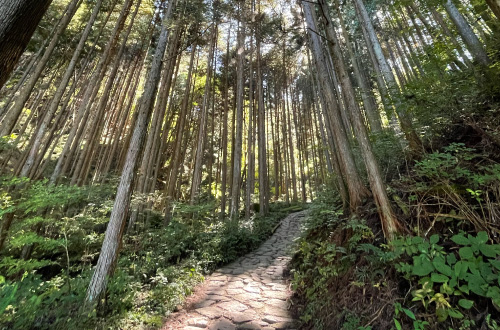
[218,301,248,312]
[161,211,306,330]
[188,318,209,328]
[227,311,257,324]
[209,319,237,330]
[196,306,223,319]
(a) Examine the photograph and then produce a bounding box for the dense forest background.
[0,0,500,328]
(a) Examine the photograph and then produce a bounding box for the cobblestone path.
[161,210,307,330]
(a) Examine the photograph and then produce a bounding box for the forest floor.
[160,210,307,330]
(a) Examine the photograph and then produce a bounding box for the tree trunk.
[444,0,490,65]
[220,30,231,219]
[85,0,176,305]
[353,0,422,154]
[0,0,53,90]
[245,33,255,219]
[303,1,369,212]
[486,0,500,19]
[164,42,198,224]
[0,0,81,137]
[317,0,402,239]
[332,0,381,133]
[230,3,245,219]
[190,25,217,204]
[256,0,269,215]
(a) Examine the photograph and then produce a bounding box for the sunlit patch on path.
[162,210,307,330]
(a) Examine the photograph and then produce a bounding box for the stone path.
[161,210,307,330]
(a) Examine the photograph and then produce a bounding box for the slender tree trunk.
[256,1,269,215]
[230,4,245,219]
[444,0,490,65]
[85,0,176,305]
[353,0,422,154]
[190,25,217,204]
[303,1,369,211]
[164,42,197,224]
[220,31,230,218]
[47,0,108,183]
[316,0,402,239]
[245,34,255,219]
[486,0,500,19]
[332,0,381,133]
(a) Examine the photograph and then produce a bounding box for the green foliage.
[291,190,376,330]
[0,173,294,329]
[403,142,500,232]
[392,232,500,322]
[399,60,500,142]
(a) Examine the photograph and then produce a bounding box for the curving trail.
[161,210,307,330]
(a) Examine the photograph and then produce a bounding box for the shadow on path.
[161,210,307,330]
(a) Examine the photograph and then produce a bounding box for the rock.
[226,311,255,324]
[208,319,236,330]
[235,321,262,329]
[243,286,260,294]
[188,317,209,328]
[218,301,248,312]
[194,300,216,308]
[264,298,289,309]
[262,315,294,324]
[196,306,223,319]
[262,290,289,300]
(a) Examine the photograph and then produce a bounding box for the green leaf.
[436,307,448,322]
[394,318,402,330]
[477,231,489,244]
[403,308,416,320]
[479,262,495,283]
[454,261,467,279]
[458,299,474,309]
[448,308,464,319]
[430,234,439,244]
[433,259,453,276]
[486,286,500,300]
[489,259,500,271]
[412,236,424,245]
[412,256,434,276]
[467,274,487,296]
[449,276,457,289]
[451,234,469,245]
[431,273,449,283]
[459,247,474,259]
[479,244,498,258]
[446,253,457,265]
[459,285,470,294]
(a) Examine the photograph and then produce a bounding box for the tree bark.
[190,25,217,204]
[486,0,500,19]
[316,0,402,239]
[0,0,53,90]
[0,0,81,137]
[353,0,422,154]
[256,0,269,215]
[303,1,369,212]
[444,0,490,65]
[230,3,246,219]
[85,0,176,305]
[164,42,198,224]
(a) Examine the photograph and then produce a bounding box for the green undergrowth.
[291,138,500,330]
[0,178,304,329]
